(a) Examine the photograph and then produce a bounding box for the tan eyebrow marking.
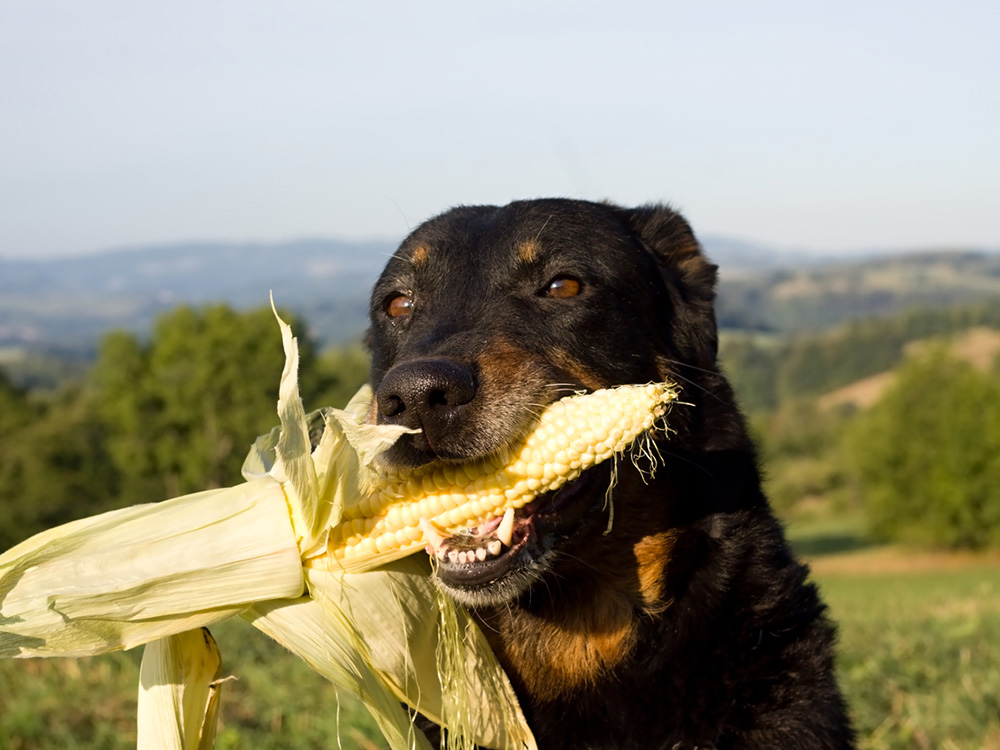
[516,239,541,264]
[411,244,430,266]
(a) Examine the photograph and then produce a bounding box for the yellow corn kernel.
[322,382,676,569]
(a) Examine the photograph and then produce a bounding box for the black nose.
[375,358,477,441]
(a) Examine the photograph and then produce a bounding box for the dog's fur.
[366,199,855,749]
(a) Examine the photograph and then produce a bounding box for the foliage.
[715,251,1000,333]
[310,342,371,414]
[748,398,854,517]
[844,349,1000,549]
[0,377,119,550]
[0,305,369,548]
[93,305,325,500]
[721,300,1000,411]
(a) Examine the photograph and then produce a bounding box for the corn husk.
[0,308,537,750]
[137,628,225,750]
[0,480,302,658]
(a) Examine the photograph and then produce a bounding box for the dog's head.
[366,199,719,607]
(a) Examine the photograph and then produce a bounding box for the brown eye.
[386,293,414,317]
[544,276,582,298]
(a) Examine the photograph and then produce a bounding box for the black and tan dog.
[367,199,854,749]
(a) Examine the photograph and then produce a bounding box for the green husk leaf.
[137,628,225,750]
[0,480,303,658]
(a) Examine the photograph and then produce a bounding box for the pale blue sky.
[1,0,997,258]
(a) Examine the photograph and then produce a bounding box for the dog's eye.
[543,275,582,299]
[386,293,414,318]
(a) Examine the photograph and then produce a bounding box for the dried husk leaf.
[0,480,303,658]
[245,595,433,750]
[137,628,225,750]
[302,556,537,750]
[269,302,322,549]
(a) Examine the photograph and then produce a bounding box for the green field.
[817,557,1000,749]
[2,547,998,749]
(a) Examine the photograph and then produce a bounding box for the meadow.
[2,525,997,749]
[794,523,1000,750]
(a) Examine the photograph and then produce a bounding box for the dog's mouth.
[421,465,606,608]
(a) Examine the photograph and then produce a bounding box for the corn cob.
[323,382,676,569]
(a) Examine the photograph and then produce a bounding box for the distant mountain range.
[1,236,997,359]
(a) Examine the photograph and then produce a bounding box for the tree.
[845,348,1000,549]
[0,375,118,549]
[93,305,321,502]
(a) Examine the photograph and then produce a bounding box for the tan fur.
[516,239,542,264]
[633,531,677,615]
[483,582,638,701]
[411,244,430,266]
[482,489,678,701]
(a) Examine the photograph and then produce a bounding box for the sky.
[1,0,998,259]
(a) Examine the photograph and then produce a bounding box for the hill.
[0,239,394,354]
[716,249,1000,332]
[1,238,997,365]
[818,327,1000,412]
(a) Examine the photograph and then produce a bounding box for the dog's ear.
[617,204,720,367]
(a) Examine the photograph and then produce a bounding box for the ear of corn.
[318,381,676,572]
[0,307,677,750]
[137,628,224,750]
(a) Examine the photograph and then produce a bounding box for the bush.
[845,348,1000,549]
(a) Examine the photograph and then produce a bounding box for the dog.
[366,199,855,749]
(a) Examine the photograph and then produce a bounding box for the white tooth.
[448,550,460,564]
[497,508,515,547]
[460,550,472,564]
[437,548,447,562]
[476,547,487,562]
[488,540,502,556]
[419,519,447,552]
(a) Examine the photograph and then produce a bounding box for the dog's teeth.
[448,550,460,564]
[436,548,447,562]
[488,540,502,556]
[419,519,447,552]
[475,547,487,562]
[497,508,515,547]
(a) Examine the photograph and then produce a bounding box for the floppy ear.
[618,204,720,368]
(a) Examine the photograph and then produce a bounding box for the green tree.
[311,343,370,411]
[845,348,1000,549]
[0,377,118,549]
[93,305,321,502]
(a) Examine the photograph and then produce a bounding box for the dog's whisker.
[662,367,732,406]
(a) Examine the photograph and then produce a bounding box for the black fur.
[367,199,855,749]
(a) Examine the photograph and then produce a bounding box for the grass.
[3,531,998,749]
[821,565,1000,750]
[790,518,1000,750]
[0,618,386,750]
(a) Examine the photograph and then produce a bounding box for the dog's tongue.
[474,514,504,536]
